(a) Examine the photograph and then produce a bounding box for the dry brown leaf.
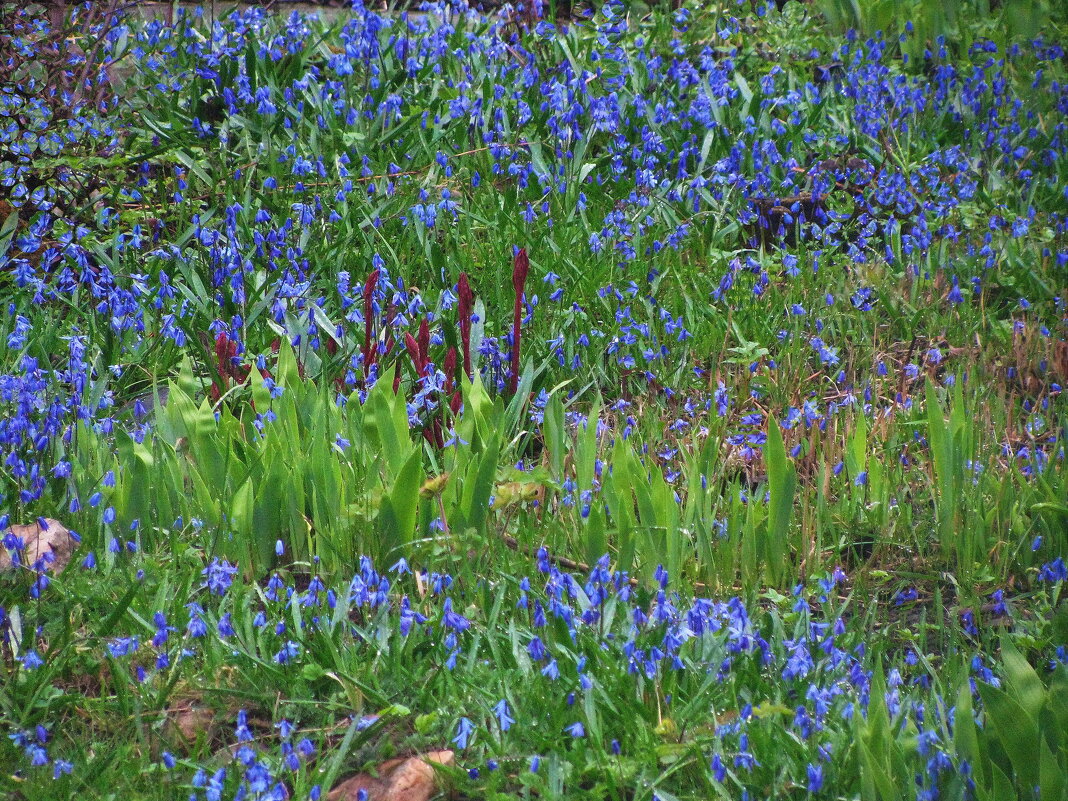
[165,697,216,746]
[0,518,78,574]
[327,750,453,801]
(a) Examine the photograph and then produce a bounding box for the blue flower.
[806,762,823,792]
[274,641,300,664]
[203,557,238,596]
[1038,558,1067,582]
[441,598,471,632]
[452,717,475,749]
[107,636,139,658]
[493,699,514,732]
[711,753,726,781]
[527,636,547,661]
[53,759,73,778]
[217,613,235,638]
[186,603,208,638]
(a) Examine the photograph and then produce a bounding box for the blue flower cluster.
[0,0,1064,523]
[7,548,1066,797]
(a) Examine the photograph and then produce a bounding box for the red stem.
[444,347,462,414]
[509,248,529,396]
[362,269,379,378]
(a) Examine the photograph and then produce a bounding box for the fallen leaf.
[165,696,216,746]
[0,518,78,574]
[327,750,453,801]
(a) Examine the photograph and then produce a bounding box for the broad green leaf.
[977,682,1040,789]
[463,433,500,534]
[584,504,608,571]
[857,736,898,801]
[926,378,956,545]
[1039,738,1066,801]
[847,410,867,480]
[543,391,566,480]
[766,418,795,585]
[1048,665,1068,744]
[999,637,1045,721]
[989,762,1016,801]
[954,684,985,787]
[379,447,424,558]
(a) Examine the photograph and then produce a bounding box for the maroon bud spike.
[443,347,460,415]
[417,318,430,373]
[379,305,399,368]
[509,248,529,396]
[214,331,229,370]
[362,269,379,378]
[457,272,474,379]
[404,332,422,373]
[213,332,233,391]
[227,344,240,379]
[512,248,530,295]
[363,270,379,308]
[443,347,457,390]
[226,337,249,383]
[432,419,444,449]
